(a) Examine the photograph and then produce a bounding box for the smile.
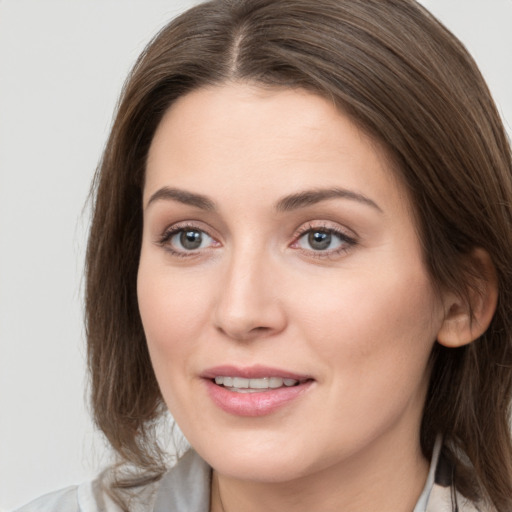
[214,376,301,392]
[202,366,314,416]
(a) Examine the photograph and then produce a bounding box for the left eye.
[169,229,214,251]
[297,229,347,251]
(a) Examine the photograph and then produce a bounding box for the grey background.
[0,1,511,509]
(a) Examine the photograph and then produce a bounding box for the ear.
[436,248,498,348]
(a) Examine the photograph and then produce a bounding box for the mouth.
[202,366,314,416]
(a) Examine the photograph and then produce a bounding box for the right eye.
[159,226,218,256]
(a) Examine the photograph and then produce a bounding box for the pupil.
[180,230,202,250]
[308,231,331,250]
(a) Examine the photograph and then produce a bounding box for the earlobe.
[436,249,498,348]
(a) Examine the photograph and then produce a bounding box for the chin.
[187,432,323,483]
[207,452,313,483]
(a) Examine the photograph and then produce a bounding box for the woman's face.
[138,84,446,483]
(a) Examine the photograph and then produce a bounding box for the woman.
[17,0,512,511]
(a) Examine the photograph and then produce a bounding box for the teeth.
[233,377,249,388]
[251,377,270,389]
[269,377,283,388]
[214,376,300,390]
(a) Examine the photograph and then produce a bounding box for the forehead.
[144,83,410,215]
[148,84,349,165]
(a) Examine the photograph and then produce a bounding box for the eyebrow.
[275,188,382,213]
[145,186,382,213]
[146,187,216,211]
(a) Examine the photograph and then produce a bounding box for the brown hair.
[86,0,512,508]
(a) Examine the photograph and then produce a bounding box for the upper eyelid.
[290,222,359,252]
[164,225,212,239]
[293,228,356,246]
[292,221,358,240]
[159,221,217,239]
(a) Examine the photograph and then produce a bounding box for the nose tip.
[213,261,287,342]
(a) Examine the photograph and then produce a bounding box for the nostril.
[252,326,271,333]
[215,323,273,341]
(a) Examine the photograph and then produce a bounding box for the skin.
[138,83,452,512]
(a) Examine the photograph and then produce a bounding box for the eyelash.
[156,222,218,258]
[291,223,358,258]
[156,222,357,259]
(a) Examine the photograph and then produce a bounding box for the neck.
[210,429,429,512]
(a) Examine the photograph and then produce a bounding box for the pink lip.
[201,365,314,417]
[201,365,311,380]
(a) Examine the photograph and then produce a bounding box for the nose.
[213,249,287,341]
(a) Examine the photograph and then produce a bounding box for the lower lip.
[204,379,313,417]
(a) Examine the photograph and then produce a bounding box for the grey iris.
[180,230,203,250]
[308,231,331,250]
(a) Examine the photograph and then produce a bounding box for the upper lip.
[201,365,312,381]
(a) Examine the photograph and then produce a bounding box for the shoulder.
[422,438,494,512]
[13,473,153,512]
[13,480,125,512]
[14,484,82,512]
[153,448,211,511]
[13,450,211,512]
[427,483,491,512]
[426,452,494,512]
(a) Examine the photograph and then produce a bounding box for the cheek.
[284,268,440,452]
[292,265,440,380]
[137,256,209,373]
[137,260,214,425]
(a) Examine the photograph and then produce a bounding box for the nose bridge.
[213,241,286,340]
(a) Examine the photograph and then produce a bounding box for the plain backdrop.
[0,1,511,509]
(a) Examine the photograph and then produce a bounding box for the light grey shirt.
[14,437,483,512]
